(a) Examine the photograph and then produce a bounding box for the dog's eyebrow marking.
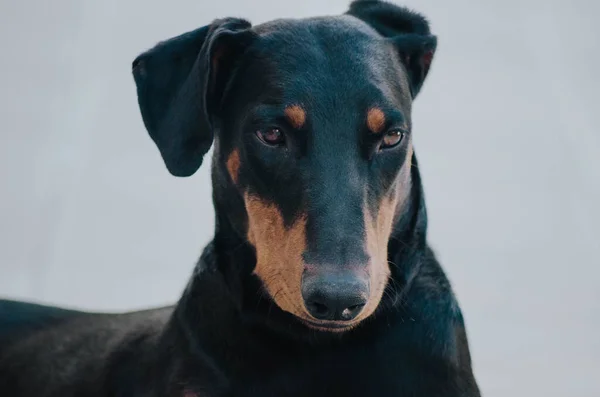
[284,105,306,129]
[367,107,386,134]
[226,149,241,184]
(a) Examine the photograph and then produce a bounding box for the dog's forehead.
[245,15,410,107]
[253,15,387,72]
[254,15,379,39]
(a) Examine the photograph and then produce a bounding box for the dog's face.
[133,1,436,332]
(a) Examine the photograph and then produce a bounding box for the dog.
[0,1,481,396]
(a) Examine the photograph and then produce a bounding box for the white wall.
[0,1,598,396]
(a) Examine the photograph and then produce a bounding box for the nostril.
[340,302,365,321]
[306,301,331,320]
[305,297,366,322]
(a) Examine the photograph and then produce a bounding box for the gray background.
[0,0,598,395]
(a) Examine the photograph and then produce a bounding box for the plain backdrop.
[0,0,598,396]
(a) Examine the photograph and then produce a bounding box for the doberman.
[0,1,480,396]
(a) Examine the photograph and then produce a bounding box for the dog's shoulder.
[0,301,173,397]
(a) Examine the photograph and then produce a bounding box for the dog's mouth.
[300,318,359,333]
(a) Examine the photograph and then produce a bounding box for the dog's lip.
[300,318,357,332]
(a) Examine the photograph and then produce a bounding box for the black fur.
[0,1,480,396]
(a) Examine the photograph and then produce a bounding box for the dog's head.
[133,0,436,332]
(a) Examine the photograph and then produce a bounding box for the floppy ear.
[346,0,437,97]
[132,18,255,177]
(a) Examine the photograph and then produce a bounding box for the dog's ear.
[346,0,437,97]
[132,18,255,177]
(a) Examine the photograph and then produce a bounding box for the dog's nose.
[301,274,368,322]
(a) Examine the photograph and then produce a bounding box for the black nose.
[302,274,368,322]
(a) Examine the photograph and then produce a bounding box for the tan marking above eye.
[367,107,386,134]
[226,149,241,184]
[284,105,306,129]
[244,193,309,318]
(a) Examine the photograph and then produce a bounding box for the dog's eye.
[256,127,285,146]
[380,129,405,150]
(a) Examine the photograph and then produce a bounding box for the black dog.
[0,1,480,396]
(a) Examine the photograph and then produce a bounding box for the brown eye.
[380,129,405,149]
[256,127,285,146]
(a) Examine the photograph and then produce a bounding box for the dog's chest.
[229,369,455,397]
[222,348,459,397]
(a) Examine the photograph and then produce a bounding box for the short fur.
[0,1,480,396]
